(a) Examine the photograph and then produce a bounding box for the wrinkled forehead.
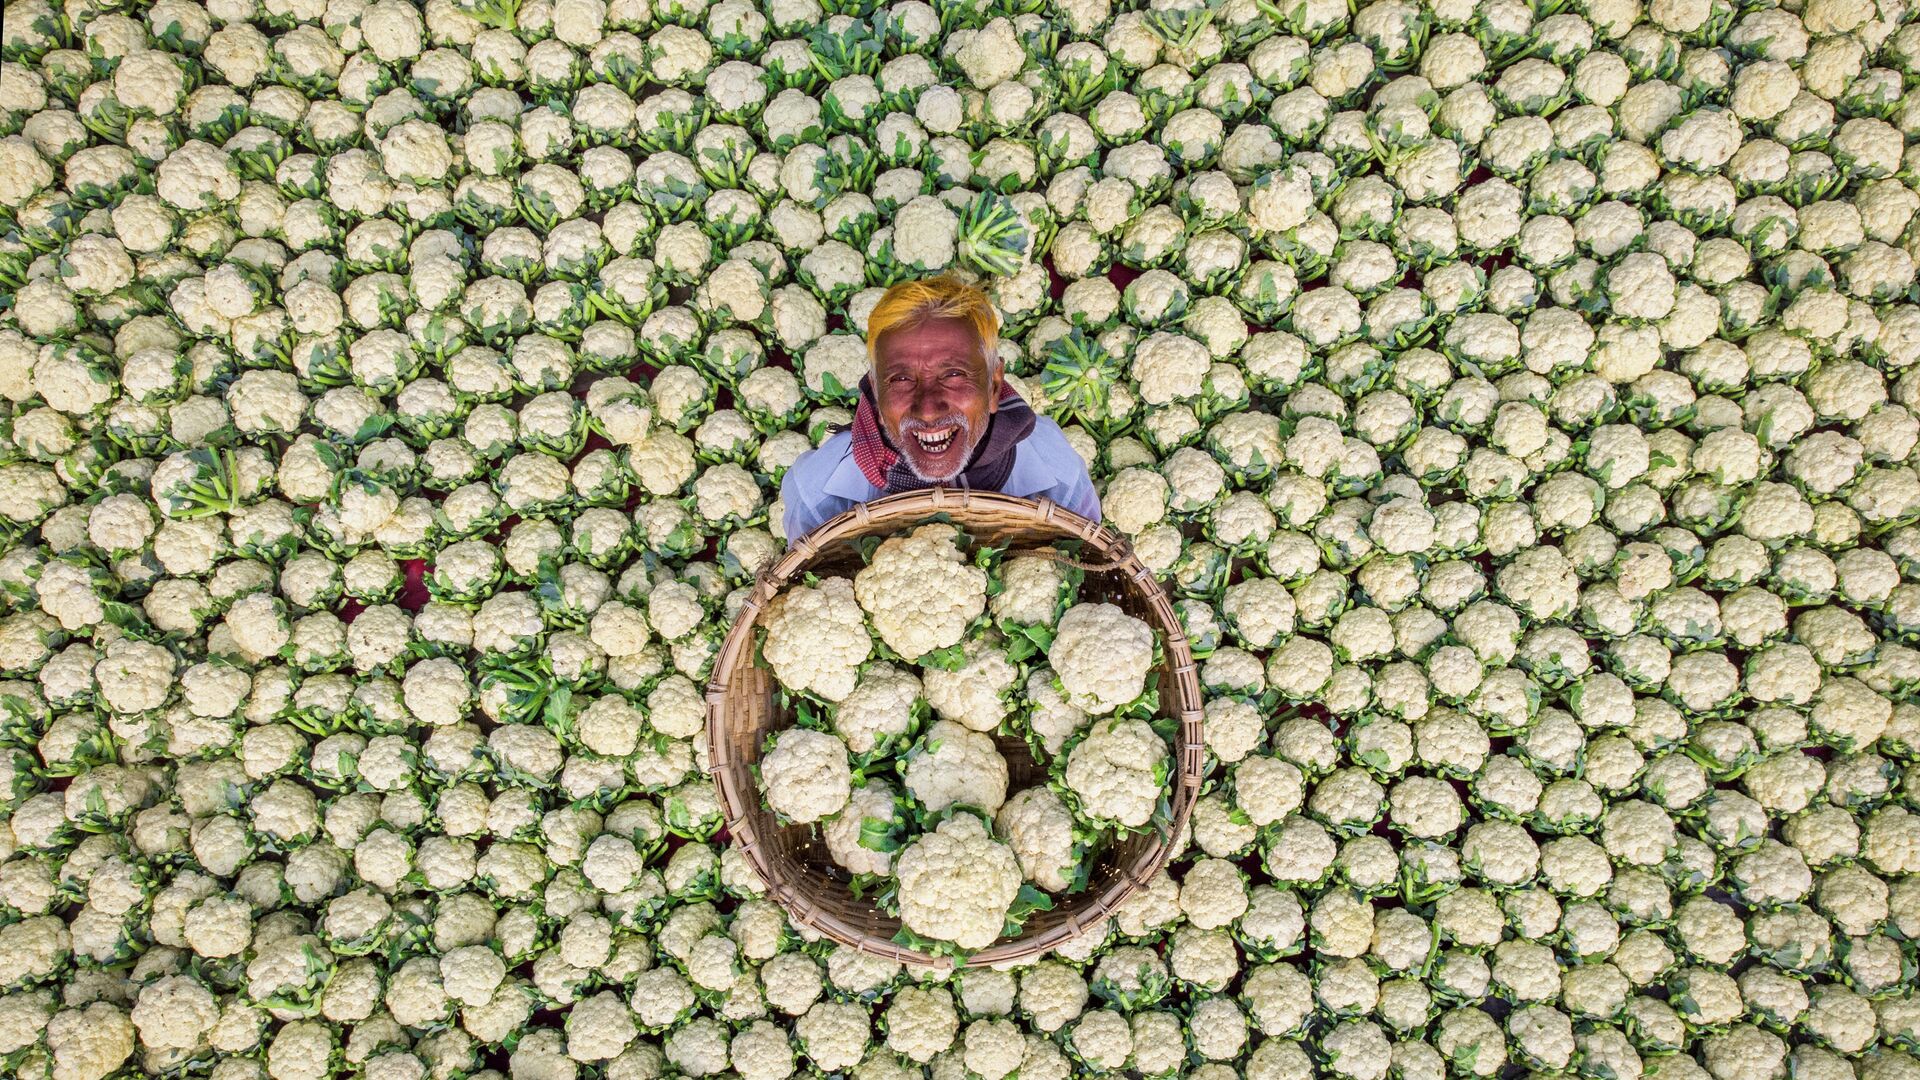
[872,315,990,373]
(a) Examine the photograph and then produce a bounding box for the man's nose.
[910,383,949,419]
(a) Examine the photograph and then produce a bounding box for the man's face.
[875,316,1000,483]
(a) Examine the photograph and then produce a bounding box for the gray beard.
[893,439,976,485]
[894,418,978,484]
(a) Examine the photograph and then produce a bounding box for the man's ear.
[983,353,1003,414]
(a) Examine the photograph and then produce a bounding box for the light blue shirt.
[780,417,1102,542]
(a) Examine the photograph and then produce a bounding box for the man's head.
[866,276,1003,483]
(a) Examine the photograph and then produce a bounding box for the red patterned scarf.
[850,374,1036,494]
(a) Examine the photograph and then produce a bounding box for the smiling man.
[780,276,1100,542]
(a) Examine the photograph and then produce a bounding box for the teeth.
[915,430,955,452]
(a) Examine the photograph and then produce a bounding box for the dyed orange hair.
[865,275,1000,370]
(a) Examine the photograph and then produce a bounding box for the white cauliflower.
[893,813,1023,951]
[854,524,989,662]
[996,787,1081,893]
[922,637,1020,732]
[824,779,905,879]
[903,719,1009,816]
[1064,717,1171,830]
[831,662,925,758]
[760,728,853,824]
[1048,603,1156,715]
[762,576,872,702]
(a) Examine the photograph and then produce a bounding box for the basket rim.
[706,487,1206,969]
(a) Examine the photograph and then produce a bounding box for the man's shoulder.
[784,430,853,488]
[780,429,860,542]
[1005,415,1097,520]
[1013,415,1088,478]
[804,428,854,460]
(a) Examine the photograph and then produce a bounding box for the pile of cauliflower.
[4,0,1920,1077]
[755,522,1169,953]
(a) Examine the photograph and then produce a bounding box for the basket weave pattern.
[706,488,1207,968]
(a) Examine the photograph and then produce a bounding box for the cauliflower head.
[1064,716,1171,830]
[1049,603,1157,715]
[854,524,990,663]
[763,576,874,702]
[893,812,1023,950]
[760,728,853,824]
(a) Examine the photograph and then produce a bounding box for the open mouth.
[912,428,959,455]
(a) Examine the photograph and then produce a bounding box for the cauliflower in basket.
[825,780,907,879]
[997,787,1083,893]
[1024,668,1091,755]
[1064,717,1172,830]
[762,576,872,702]
[991,554,1076,627]
[854,524,989,662]
[760,728,853,824]
[1049,603,1157,715]
[923,636,1021,732]
[904,719,1010,815]
[832,662,925,759]
[894,812,1023,951]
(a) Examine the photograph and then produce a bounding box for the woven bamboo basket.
[706,487,1206,969]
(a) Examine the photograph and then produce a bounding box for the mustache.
[897,414,972,438]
